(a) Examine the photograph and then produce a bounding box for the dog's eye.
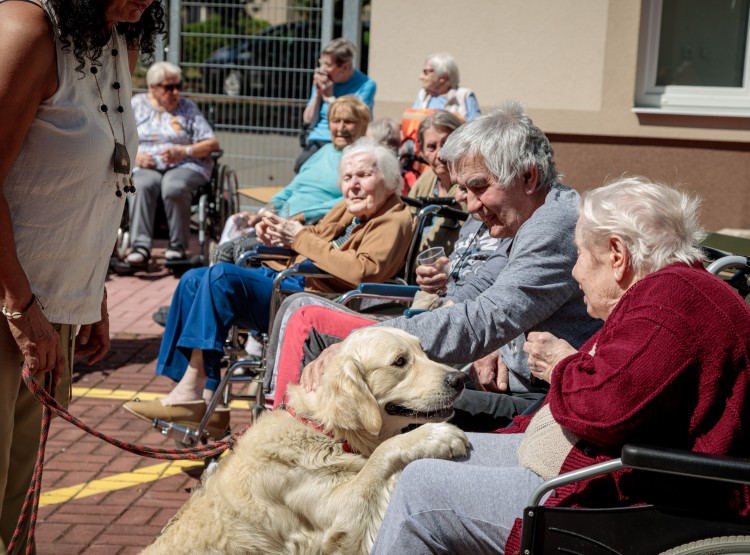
[393,356,407,367]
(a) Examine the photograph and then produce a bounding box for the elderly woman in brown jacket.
[123,138,412,432]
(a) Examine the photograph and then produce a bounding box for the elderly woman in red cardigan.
[370,176,750,554]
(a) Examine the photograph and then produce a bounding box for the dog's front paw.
[408,422,469,460]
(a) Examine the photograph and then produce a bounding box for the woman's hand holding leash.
[8,300,65,384]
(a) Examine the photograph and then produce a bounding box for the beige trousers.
[0,321,73,555]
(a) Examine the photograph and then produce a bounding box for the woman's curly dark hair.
[47,0,166,73]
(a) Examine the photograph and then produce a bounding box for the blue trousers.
[155,263,304,390]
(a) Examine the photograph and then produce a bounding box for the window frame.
[634,0,750,117]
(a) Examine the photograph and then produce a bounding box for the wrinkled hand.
[313,68,333,99]
[9,302,65,384]
[415,261,450,294]
[75,293,111,366]
[468,350,508,393]
[255,219,274,246]
[301,342,342,392]
[261,213,303,248]
[159,146,187,166]
[523,332,577,383]
[135,151,156,169]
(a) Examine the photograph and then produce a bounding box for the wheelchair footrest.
[152,419,205,446]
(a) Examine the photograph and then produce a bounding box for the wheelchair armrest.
[337,284,420,307]
[359,283,420,297]
[435,205,468,222]
[404,308,427,318]
[526,444,750,509]
[401,196,467,222]
[294,259,323,275]
[255,245,294,257]
[621,444,750,485]
[236,245,294,268]
[210,149,224,162]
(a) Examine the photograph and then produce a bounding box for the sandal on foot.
[164,245,186,261]
[125,246,150,268]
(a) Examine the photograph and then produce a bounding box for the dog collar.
[278,403,354,453]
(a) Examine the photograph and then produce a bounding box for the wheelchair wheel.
[660,536,750,554]
[216,166,239,228]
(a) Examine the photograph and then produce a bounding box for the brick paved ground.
[30,242,253,554]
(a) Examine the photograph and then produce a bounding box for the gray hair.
[146,61,181,87]
[366,118,401,153]
[322,38,356,66]
[416,110,463,150]
[340,138,404,193]
[426,52,459,88]
[440,100,559,191]
[578,176,707,275]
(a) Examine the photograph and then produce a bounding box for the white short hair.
[578,176,707,275]
[440,100,559,191]
[146,61,181,87]
[426,52,459,88]
[340,138,403,193]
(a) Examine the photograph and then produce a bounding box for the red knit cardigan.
[501,262,750,553]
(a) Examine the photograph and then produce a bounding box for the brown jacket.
[265,194,414,293]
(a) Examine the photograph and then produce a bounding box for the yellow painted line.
[71,387,251,409]
[40,460,203,507]
[40,387,247,508]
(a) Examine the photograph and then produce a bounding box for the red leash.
[8,367,246,554]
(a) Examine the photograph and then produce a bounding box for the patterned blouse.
[131,94,216,180]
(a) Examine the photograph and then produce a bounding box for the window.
[635,0,750,116]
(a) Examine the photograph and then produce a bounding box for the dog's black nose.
[445,372,465,391]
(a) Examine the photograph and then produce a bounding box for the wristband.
[185,145,194,157]
[2,295,37,320]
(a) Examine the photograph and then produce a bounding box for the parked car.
[202,20,370,99]
[203,21,319,99]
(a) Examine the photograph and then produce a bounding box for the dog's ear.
[317,354,382,436]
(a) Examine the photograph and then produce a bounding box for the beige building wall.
[369,0,750,231]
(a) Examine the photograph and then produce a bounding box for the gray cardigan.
[381,183,602,393]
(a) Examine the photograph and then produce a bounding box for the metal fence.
[147,0,333,189]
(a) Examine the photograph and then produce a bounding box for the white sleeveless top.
[4,13,136,324]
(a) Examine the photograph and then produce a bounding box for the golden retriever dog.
[142,327,468,555]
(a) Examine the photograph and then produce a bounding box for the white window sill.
[632,106,750,118]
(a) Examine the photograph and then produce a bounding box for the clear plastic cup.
[416,246,451,273]
[260,202,278,216]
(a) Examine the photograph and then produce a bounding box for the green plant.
[181,15,232,64]
[181,14,271,64]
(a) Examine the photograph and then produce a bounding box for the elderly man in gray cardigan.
[295,100,602,430]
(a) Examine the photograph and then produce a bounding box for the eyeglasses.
[421,67,435,75]
[158,82,182,92]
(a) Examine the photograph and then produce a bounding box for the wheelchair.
[113,150,239,274]
[146,200,468,447]
[520,443,750,554]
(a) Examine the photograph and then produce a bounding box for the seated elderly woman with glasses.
[370,177,750,554]
[125,61,220,268]
[122,138,413,435]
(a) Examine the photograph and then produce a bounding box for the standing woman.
[0,0,164,551]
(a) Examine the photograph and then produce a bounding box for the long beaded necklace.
[90,30,135,198]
